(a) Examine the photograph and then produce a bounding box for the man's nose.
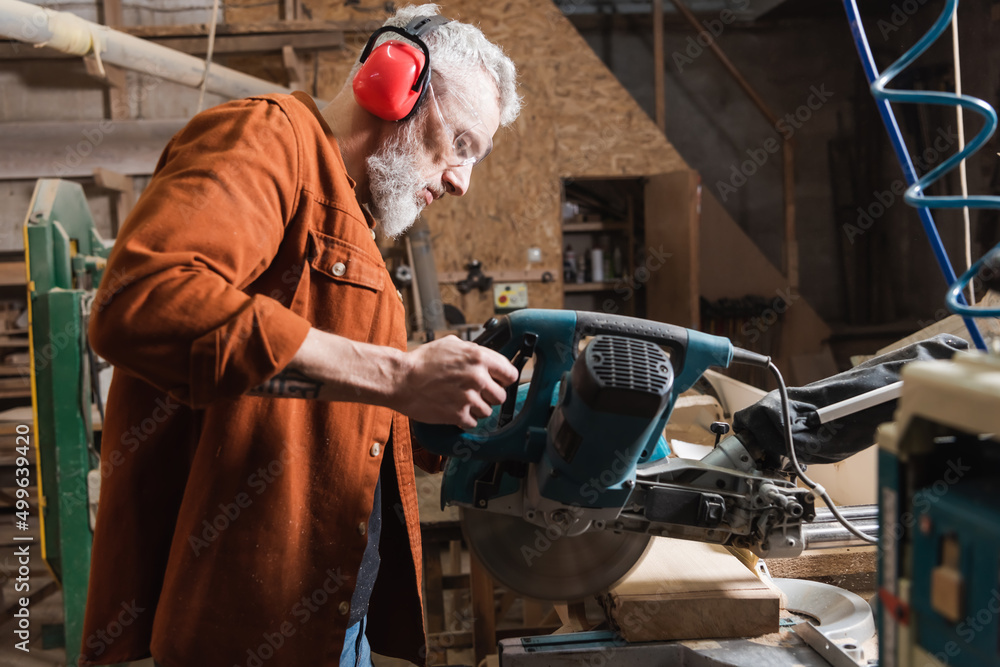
[442,165,471,197]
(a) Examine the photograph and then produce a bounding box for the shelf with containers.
[560,178,643,316]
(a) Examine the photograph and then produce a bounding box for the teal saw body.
[412,309,749,600]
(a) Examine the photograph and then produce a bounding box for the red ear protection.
[353,15,451,122]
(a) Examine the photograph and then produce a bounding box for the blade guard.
[411,309,736,462]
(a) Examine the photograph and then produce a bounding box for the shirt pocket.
[300,227,386,343]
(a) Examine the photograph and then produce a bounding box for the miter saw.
[413,309,967,603]
[413,310,821,600]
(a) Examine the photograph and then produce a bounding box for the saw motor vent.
[572,335,674,419]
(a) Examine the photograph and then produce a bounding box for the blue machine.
[876,353,1000,667]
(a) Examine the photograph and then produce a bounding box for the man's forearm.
[247,328,406,405]
[248,326,518,428]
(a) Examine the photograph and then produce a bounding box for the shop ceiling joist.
[0,19,373,60]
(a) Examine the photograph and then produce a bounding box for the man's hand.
[390,336,519,429]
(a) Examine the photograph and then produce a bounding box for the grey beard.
[366,134,427,239]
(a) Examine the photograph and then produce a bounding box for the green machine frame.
[25,179,112,665]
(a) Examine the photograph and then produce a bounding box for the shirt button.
[331,262,346,276]
[370,442,381,457]
[370,228,376,240]
[397,290,404,301]
[338,601,350,615]
[358,522,367,536]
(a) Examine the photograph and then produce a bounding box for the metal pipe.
[408,217,447,335]
[803,520,878,550]
[0,0,292,99]
[813,504,878,523]
[667,0,797,287]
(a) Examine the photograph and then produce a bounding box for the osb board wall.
[225,0,692,326]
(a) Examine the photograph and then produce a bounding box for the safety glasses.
[426,83,493,168]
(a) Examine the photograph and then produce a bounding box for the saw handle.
[498,332,537,427]
[411,309,749,460]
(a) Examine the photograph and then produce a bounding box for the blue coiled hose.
[842,0,1000,343]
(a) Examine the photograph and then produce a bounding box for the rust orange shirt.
[82,92,437,666]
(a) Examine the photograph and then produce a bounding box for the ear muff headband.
[354,15,451,122]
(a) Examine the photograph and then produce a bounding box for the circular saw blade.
[460,508,652,601]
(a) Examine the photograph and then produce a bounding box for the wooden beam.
[652,0,666,133]
[122,20,375,38]
[0,119,185,180]
[282,0,301,22]
[93,167,136,236]
[101,0,123,27]
[645,170,700,330]
[82,59,128,90]
[0,263,27,288]
[0,21,364,61]
[470,551,497,665]
[282,45,306,92]
[92,167,132,193]
[141,31,345,56]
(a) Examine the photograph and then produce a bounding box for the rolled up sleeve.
[89,98,313,408]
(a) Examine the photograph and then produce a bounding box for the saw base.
[498,628,838,666]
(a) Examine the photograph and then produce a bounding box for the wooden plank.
[0,119,185,180]
[0,364,30,378]
[282,45,306,91]
[470,551,497,664]
[2,580,59,622]
[0,30,347,61]
[562,282,618,293]
[644,170,700,329]
[93,167,132,193]
[766,547,876,581]
[563,221,629,232]
[599,537,780,642]
[101,0,123,28]
[0,262,26,287]
[121,20,374,38]
[143,31,345,56]
[423,542,446,634]
[282,0,301,21]
[94,167,136,235]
